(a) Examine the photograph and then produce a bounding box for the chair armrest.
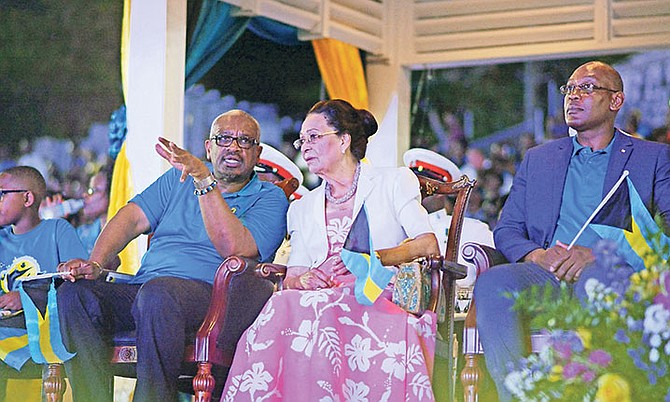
[255,263,287,290]
[193,256,259,366]
[422,255,467,314]
[461,242,508,329]
[461,242,508,278]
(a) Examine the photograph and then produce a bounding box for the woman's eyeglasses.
[292,130,339,150]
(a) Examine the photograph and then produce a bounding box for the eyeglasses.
[559,83,621,96]
[209,134,259,149]
[293,130,339,150]
[86,187,105,196]
[0,189,27,201]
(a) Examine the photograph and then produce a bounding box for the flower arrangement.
[504,239,670,402]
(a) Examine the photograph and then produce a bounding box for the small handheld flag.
[340,206,395,305]
[19,278,75,364]
[591,178,670,271]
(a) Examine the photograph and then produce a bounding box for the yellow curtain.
[311,38,369,110]
[107,0,140,274]
[121,0,131,102]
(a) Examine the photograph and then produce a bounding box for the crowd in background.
[2,107,669,235]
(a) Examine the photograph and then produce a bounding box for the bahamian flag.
[18,278,75,364]
[591,178,670,271]
[340,205,394,305]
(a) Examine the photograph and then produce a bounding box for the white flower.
[327,216,353,244]
[238,362,273,393]
[380,341,407,380]
[342,379,369,402]
[644,304,670,334]
[650,333,662,348]
[291,319,318,357]
[345,334,373,372]
[584,278,603,302]
[300,290,329,308]
[650,347,660,363]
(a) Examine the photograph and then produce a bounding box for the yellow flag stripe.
[0,334,28,361]
[625,217,660,267]
[37,306,59,363]
[363,276,384,302]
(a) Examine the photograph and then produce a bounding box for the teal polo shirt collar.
[570,131,617,157]
[221,172,262,199]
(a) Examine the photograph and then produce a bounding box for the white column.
[126,0,186,194]
[365,0,412,168]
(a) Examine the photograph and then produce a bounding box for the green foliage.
[505,243,670,402]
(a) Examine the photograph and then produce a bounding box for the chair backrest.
[418,174,477,264]
[276,177,299,199]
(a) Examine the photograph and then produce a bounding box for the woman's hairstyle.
[307,99,378,161]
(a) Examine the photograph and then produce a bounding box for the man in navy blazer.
[475,61,670,401]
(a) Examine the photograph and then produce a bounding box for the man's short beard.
[215,169,252,184]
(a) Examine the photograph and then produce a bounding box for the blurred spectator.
[460,148,490,181]
[623,109,643,138]
[17,139,50,184]
[76,167,112,255]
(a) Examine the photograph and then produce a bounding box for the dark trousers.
[58,277,212,402]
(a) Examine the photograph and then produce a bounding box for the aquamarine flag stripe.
[590,223,646,271]
[590,178,670,271]
[19,279,76,364]
[341,205,395,306]
[625,179,670,254]
[0,327,31,370]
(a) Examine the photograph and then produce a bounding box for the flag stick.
[567,170,629,250]
[18,271,68,282]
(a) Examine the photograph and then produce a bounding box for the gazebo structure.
[111,1,670,400]
[123,0,670,193]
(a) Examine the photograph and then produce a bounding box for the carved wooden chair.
[459,242,548,402]
[42,177,299,402]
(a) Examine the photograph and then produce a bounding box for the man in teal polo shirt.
[57,110,289,402]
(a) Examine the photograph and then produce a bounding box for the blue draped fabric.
[108,105,127,160]
[248,17,301,46]
[185,1,250,88]
[185,0,300,88]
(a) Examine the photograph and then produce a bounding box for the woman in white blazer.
[222,99,440,402]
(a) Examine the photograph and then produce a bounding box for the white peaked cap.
[257,143,304,185]
[403,148,462,183]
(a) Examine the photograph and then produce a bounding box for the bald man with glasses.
[474,61,670,401]
[57,110,289,402]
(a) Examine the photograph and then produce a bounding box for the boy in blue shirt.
[0,166,87,398]
[58,110,289,402]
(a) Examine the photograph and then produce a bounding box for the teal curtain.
[248,17,300,46]
[185,1,250,88]
[185,0,299,88]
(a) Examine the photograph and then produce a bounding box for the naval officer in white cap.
[403,148,494,290]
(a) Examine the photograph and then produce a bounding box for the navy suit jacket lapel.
[549,138,573,229]
[603,130,633,197]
